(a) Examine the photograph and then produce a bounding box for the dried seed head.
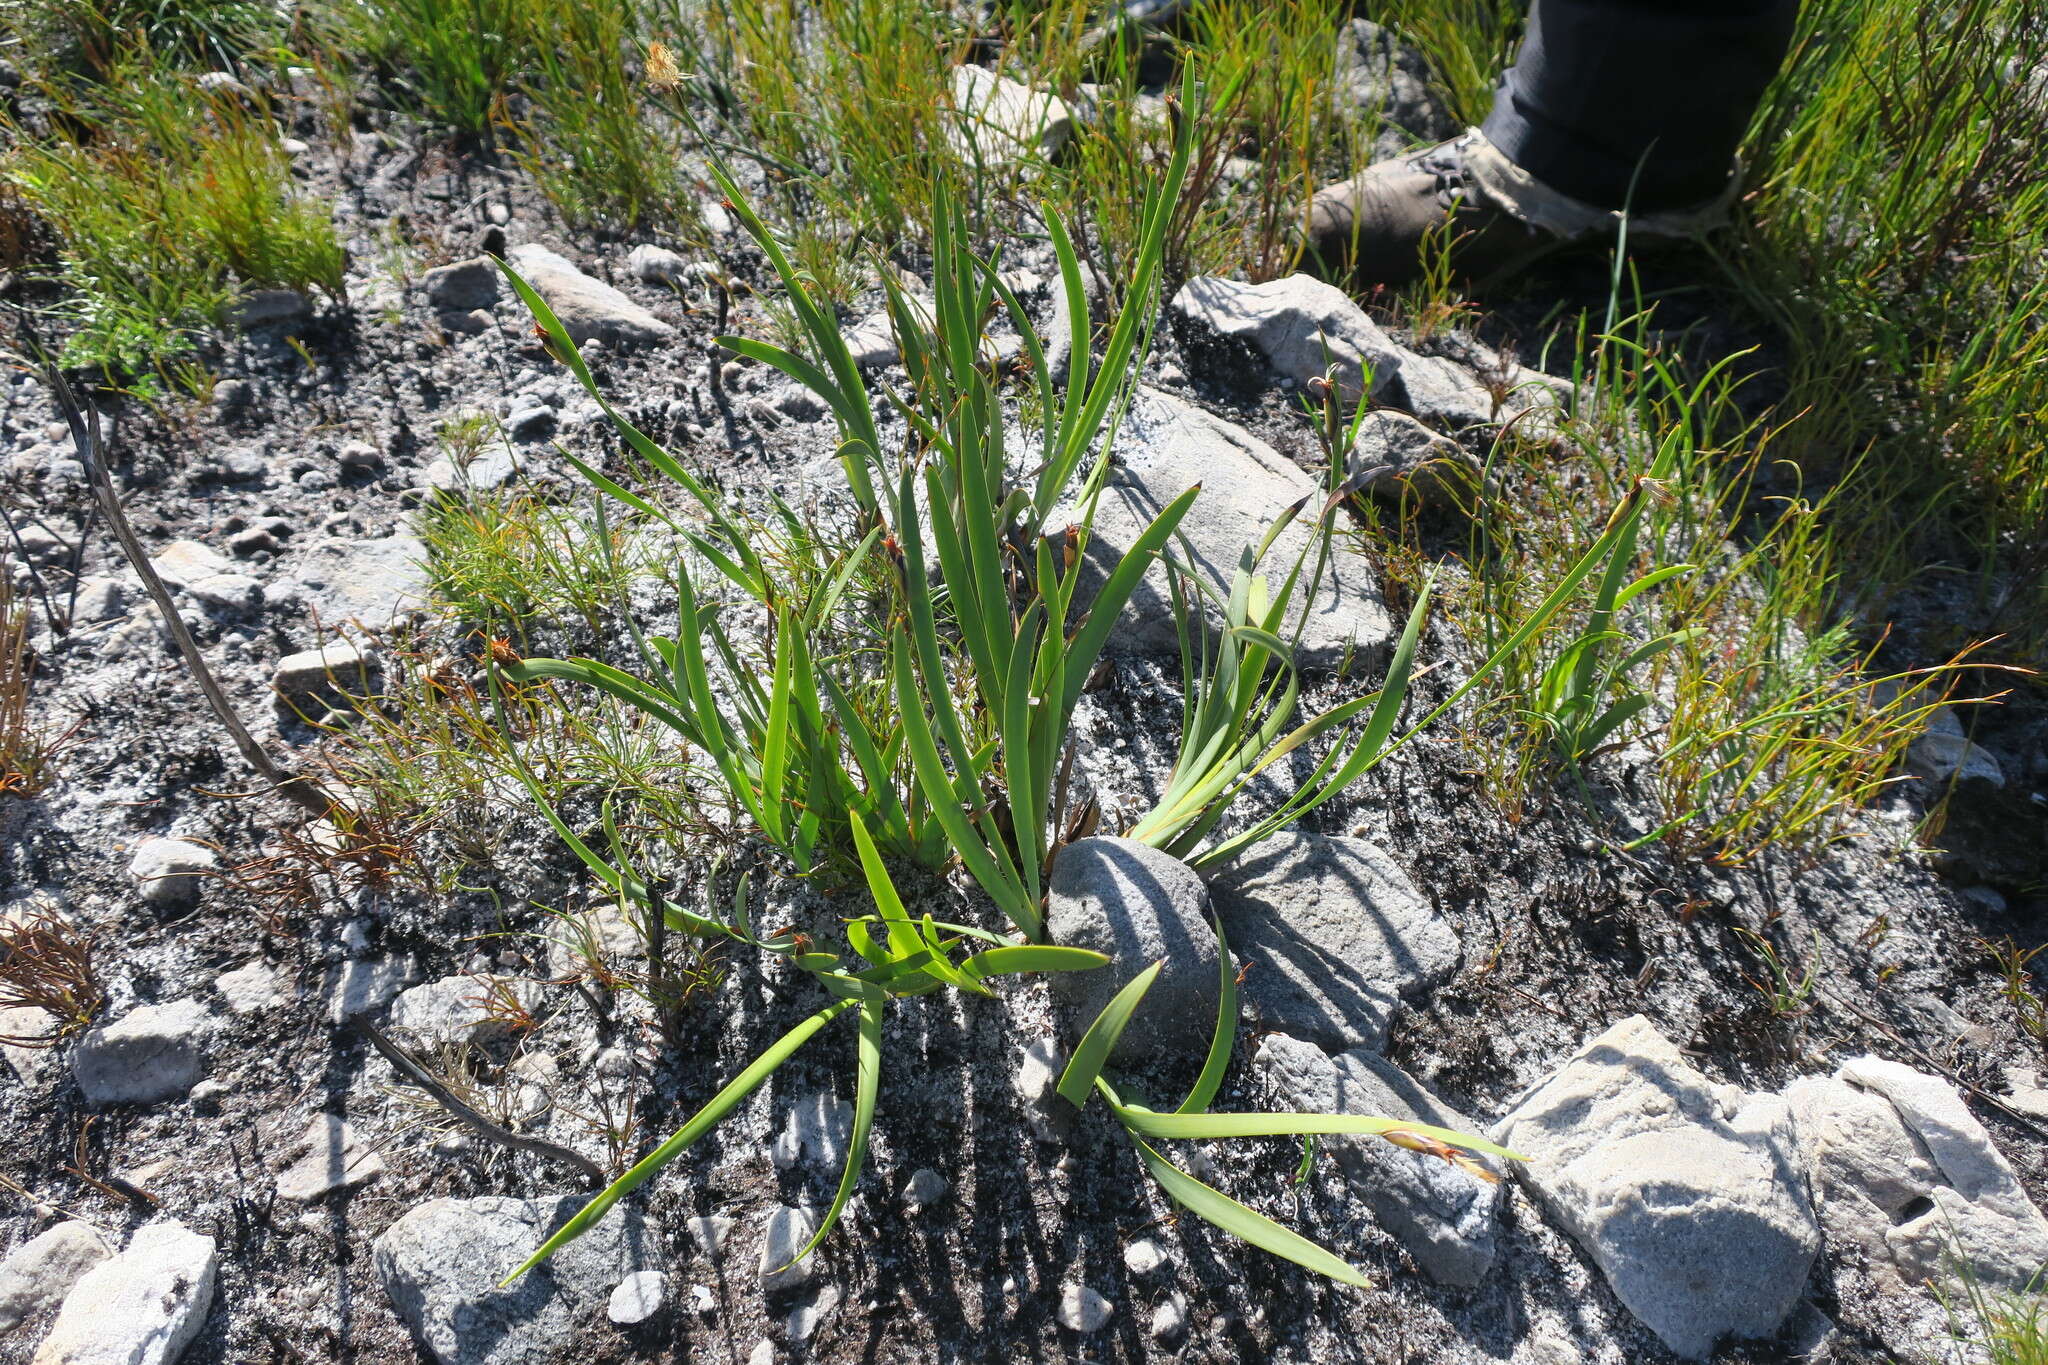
[644,41,681,92]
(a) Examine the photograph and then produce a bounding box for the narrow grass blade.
[1178,919,1237,1115]
[1113,1107,1524,1161]
[503,657,706,748]
[500,997,854,1285]
[963,945,1109,977]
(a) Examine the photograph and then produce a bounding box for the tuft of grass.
[1983,937,2048,1044]
[417,487,653,642]
[1946,1267,2048,1365]
[338,0,531,139]
[513,4,697,232]
[1730,0,2048,658]
[5,51,344,381]
[0,909,103,1046]
[6,0,281,78]
[0,573,66,798]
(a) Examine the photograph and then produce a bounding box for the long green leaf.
[786,988,884,1266]
[1130,1135,1368,1288]
[500,997,853,1285]
[1056,960,1162,1107]
[1116,1106,1524,1161]
[963,944,1109,977]
[1178,918,1237,1114]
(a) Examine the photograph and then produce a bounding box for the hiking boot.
[1302,128,1736,287]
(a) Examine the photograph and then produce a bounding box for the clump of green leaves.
[486,78,1514,1291]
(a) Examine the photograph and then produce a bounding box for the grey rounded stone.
[72,1000,211,1106]
[1046,837,1218,1060]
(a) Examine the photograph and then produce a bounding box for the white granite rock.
[758,1206,817,1293]
[607,1269,665,1325]
[275,1115,385,1202]
[31,1221,216,1365]
[506,244,676,347]
[948,65,1073,167]
[1788,1056,2048,1292]
[1494,1015,1819,1359]
[128,837,217,908]
[0,1221,111,1334]
[1061,388,1396,668]
[72,1000,211,1106]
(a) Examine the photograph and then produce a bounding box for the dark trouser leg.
[1479,0,1799,213]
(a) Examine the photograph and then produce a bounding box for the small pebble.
[607,1269,665,1325]
[1150,1292,1189,1343]
[902,1168,947,1208]
[1056,1282,1113,1333]
[1123,1237,1167,1278]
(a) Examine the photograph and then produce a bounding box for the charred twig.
[353,1018,604,1187]
[46,367,333,818]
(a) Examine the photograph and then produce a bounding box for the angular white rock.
[626,244,689,285]
[184,573,263,613]
[0,1221,111,1334]
[758,1206,817,1293]
[388,974,541,1047]
[374,1195,657,1365]
[214,961,282,1016]
[147,541,231,590]
[506,244,676,347]
[72,1000,211,1106]
[31,1221,216,1365]
[1061,388,1396,669]
[686,1214,733,1262]
[322,954,416,1023]
[272,644,379,716]
[275,1115,386,1202]
[1494,1015,1819,1360]
[1207,832,1456,1052]
[607,1269,666,1325]
[1788,1057,2048,1292]
[902,1169,947,1208]
[783,1284,840,1343]
[948,65,1073,167]
[291,535,430,632]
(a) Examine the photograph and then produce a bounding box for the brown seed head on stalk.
[644,40,681,93]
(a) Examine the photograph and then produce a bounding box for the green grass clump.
[418,486,652,642]
[9,0,281,77]
[1733,0,2048,653]
[5,55,344,381]
[338,0,532,139]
